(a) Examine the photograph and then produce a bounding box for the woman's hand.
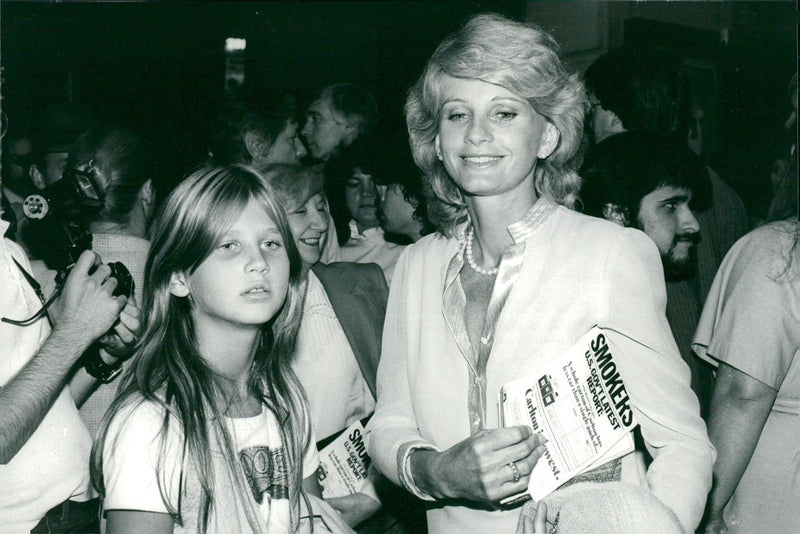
[411,425,547,503]
[516,500,547,533]
[325,492,381,528]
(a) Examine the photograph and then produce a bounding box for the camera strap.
[0,258,56,327]
[12,257,46,305]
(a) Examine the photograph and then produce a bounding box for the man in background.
[302,82,377,163]
[580,131,714,417]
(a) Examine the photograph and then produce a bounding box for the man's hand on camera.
[96,298,140,362]
[52,250,128,352]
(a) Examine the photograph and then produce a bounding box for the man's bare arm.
[0,327,91,463]
[0,251,126,463]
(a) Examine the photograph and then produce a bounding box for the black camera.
[103,261,135,299]
[21,166,135,299]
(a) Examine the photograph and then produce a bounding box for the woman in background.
[262,164,426,533]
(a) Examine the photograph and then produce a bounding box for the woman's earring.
[436,151,443,161]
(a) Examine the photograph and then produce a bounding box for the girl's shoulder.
[106,394,178,442]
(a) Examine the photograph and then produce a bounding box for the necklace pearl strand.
[465,226,499,276]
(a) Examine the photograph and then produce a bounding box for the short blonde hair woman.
[367,13,713,534]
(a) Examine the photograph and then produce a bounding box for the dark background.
[1,1,796,218]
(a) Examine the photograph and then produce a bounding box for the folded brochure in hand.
[317,419,371,499]
[499,327,638,504]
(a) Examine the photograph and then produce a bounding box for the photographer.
[0,223,138,532]
[30,126,154,437]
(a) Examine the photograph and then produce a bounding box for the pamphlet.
[499,327,637,503]
[317,419,371,499]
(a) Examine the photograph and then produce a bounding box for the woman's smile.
[460,154,505,168]
[298,235,322,247]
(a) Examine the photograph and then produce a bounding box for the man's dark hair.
[584,46,692,140]
[579,131,711,222]
[372,143,434,240]
[209,84,298,165]
[323,138,379,245]
[323,136,429,244]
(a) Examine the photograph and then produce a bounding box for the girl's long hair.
[92,164,310,533]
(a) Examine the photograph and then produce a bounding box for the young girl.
[92,165,334,533]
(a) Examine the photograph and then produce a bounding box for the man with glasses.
[302,82,378,163]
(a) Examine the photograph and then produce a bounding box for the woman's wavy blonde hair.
[405,13,588,236]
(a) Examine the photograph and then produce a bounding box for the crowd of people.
[1,11,797,534]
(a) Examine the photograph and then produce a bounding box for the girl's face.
[171,199,291,333]
[434,76,556,202]
[286,192,329,268]
[345,167,380,231]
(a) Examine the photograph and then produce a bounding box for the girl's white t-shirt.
[102,398,318,534]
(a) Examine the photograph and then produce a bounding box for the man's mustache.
[673,232,701,246]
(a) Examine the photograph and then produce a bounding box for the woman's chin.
[299,249,322,267]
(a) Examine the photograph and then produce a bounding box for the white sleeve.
[365,247,438,498]
[102,400,181,514]
[602,229,715,533]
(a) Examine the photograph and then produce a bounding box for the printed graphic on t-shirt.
[239,446,289,503]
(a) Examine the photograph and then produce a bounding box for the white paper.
[500,327,637,502]
[317,420,371,498]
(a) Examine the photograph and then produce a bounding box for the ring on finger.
[506,461,521,483]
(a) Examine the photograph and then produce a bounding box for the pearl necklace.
[465,226,499,276]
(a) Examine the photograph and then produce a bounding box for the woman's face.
[286,192,330,268]
[345,167,380,231]
[434,76,555,202]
